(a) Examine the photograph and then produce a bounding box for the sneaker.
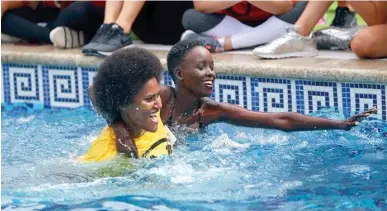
[253,27,318,59]
[181,30,224,53]
[84,24,132,57]
[315,26,361,50]
[82,23,113,56]
[331,7,357,28]
[50,26,84,49]
[1,33,24,43]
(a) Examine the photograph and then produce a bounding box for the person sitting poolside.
[88,39,377,156]
[82,0,192,57]
[253,1,387,59]
[180,0,307,53]
[80,47,176,162]
[1,0,105,48]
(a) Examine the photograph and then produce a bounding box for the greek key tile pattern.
[2,63,386,121]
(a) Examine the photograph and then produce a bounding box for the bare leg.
[295,1,333,36]
[337,1,354,11]
[347,1,387,26]
[115,1,145,34]
[103,1,123,24]
[337,1,347,7]
[350,24,387,58]
[247,1,292,15]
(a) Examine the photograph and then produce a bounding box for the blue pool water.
[2,107,387,210]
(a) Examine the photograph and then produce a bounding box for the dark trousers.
[1,1,104,44]
[132,1,193,45]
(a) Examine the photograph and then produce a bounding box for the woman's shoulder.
[160,85,174,103]
[201,97,222,110]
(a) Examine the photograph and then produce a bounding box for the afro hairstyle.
[94,47,163,123]
[167,39,204,82]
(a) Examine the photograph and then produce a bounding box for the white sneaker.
[1,33,24,43]
[253,27,318,59]
[49,26,84,49]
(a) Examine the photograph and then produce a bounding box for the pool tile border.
[2,63,386,121]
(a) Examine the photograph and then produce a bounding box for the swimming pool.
[2,107,387,210]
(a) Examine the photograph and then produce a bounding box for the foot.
[82,23,113,56]
[84,24,132,57]
[314,26,361,50]
[253,27,318,59]
[331,7,357,28]
[50,26,84,49]
[181,30,224,53]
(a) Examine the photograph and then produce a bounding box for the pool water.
[2,108,387,210]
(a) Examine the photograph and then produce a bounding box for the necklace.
[171,91,200,121]
[116,128,144,159]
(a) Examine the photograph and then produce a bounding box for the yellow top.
[79,112,175,162]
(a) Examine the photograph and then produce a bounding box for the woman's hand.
[112,121,139,158]
[341,106,377,130]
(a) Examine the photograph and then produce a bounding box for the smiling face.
[120,77,162,133]
[178,46,216,97]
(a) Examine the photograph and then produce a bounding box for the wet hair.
[94,47,163,123]
[167,39,203,82]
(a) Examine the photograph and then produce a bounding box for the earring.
[136,107,139,111]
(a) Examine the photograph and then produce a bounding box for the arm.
[2,1,26,18]
[247,0,292,15]
[193,0,240,14]
[348,1,387,25]
[112,122,139,158]
[210,102,376,132]
[159,85,175,123]
[1,1,39,18]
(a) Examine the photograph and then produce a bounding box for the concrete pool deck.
[1,43,387,84]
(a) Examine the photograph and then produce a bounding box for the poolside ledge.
[1,43,387,84]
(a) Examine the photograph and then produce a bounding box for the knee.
[182,9,224,33]
[350,29,375,58]
[62,2,92,17]
[182,9,205,31]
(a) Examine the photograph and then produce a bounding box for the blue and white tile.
[2,64,12,104]
[48,66,83,108]
[348,85,384,119]
[1,65,4,104]
[9,65,43,104]
[161,72,175,87]
[80,67,97,107]
[214,76,246,108]
[250,78,294,112]
[290,80,297,112]
[87,71,96,88]
[245,77,252,110]
[383,90,387,120]
[301,82,339,115]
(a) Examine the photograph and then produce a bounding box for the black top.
[166,87,204,129]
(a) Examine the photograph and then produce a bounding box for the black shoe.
[82,23,113,56]
[315,27,361,50]
[181,30,224,53]
[88,24,132,57]
[331,7,357,28]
